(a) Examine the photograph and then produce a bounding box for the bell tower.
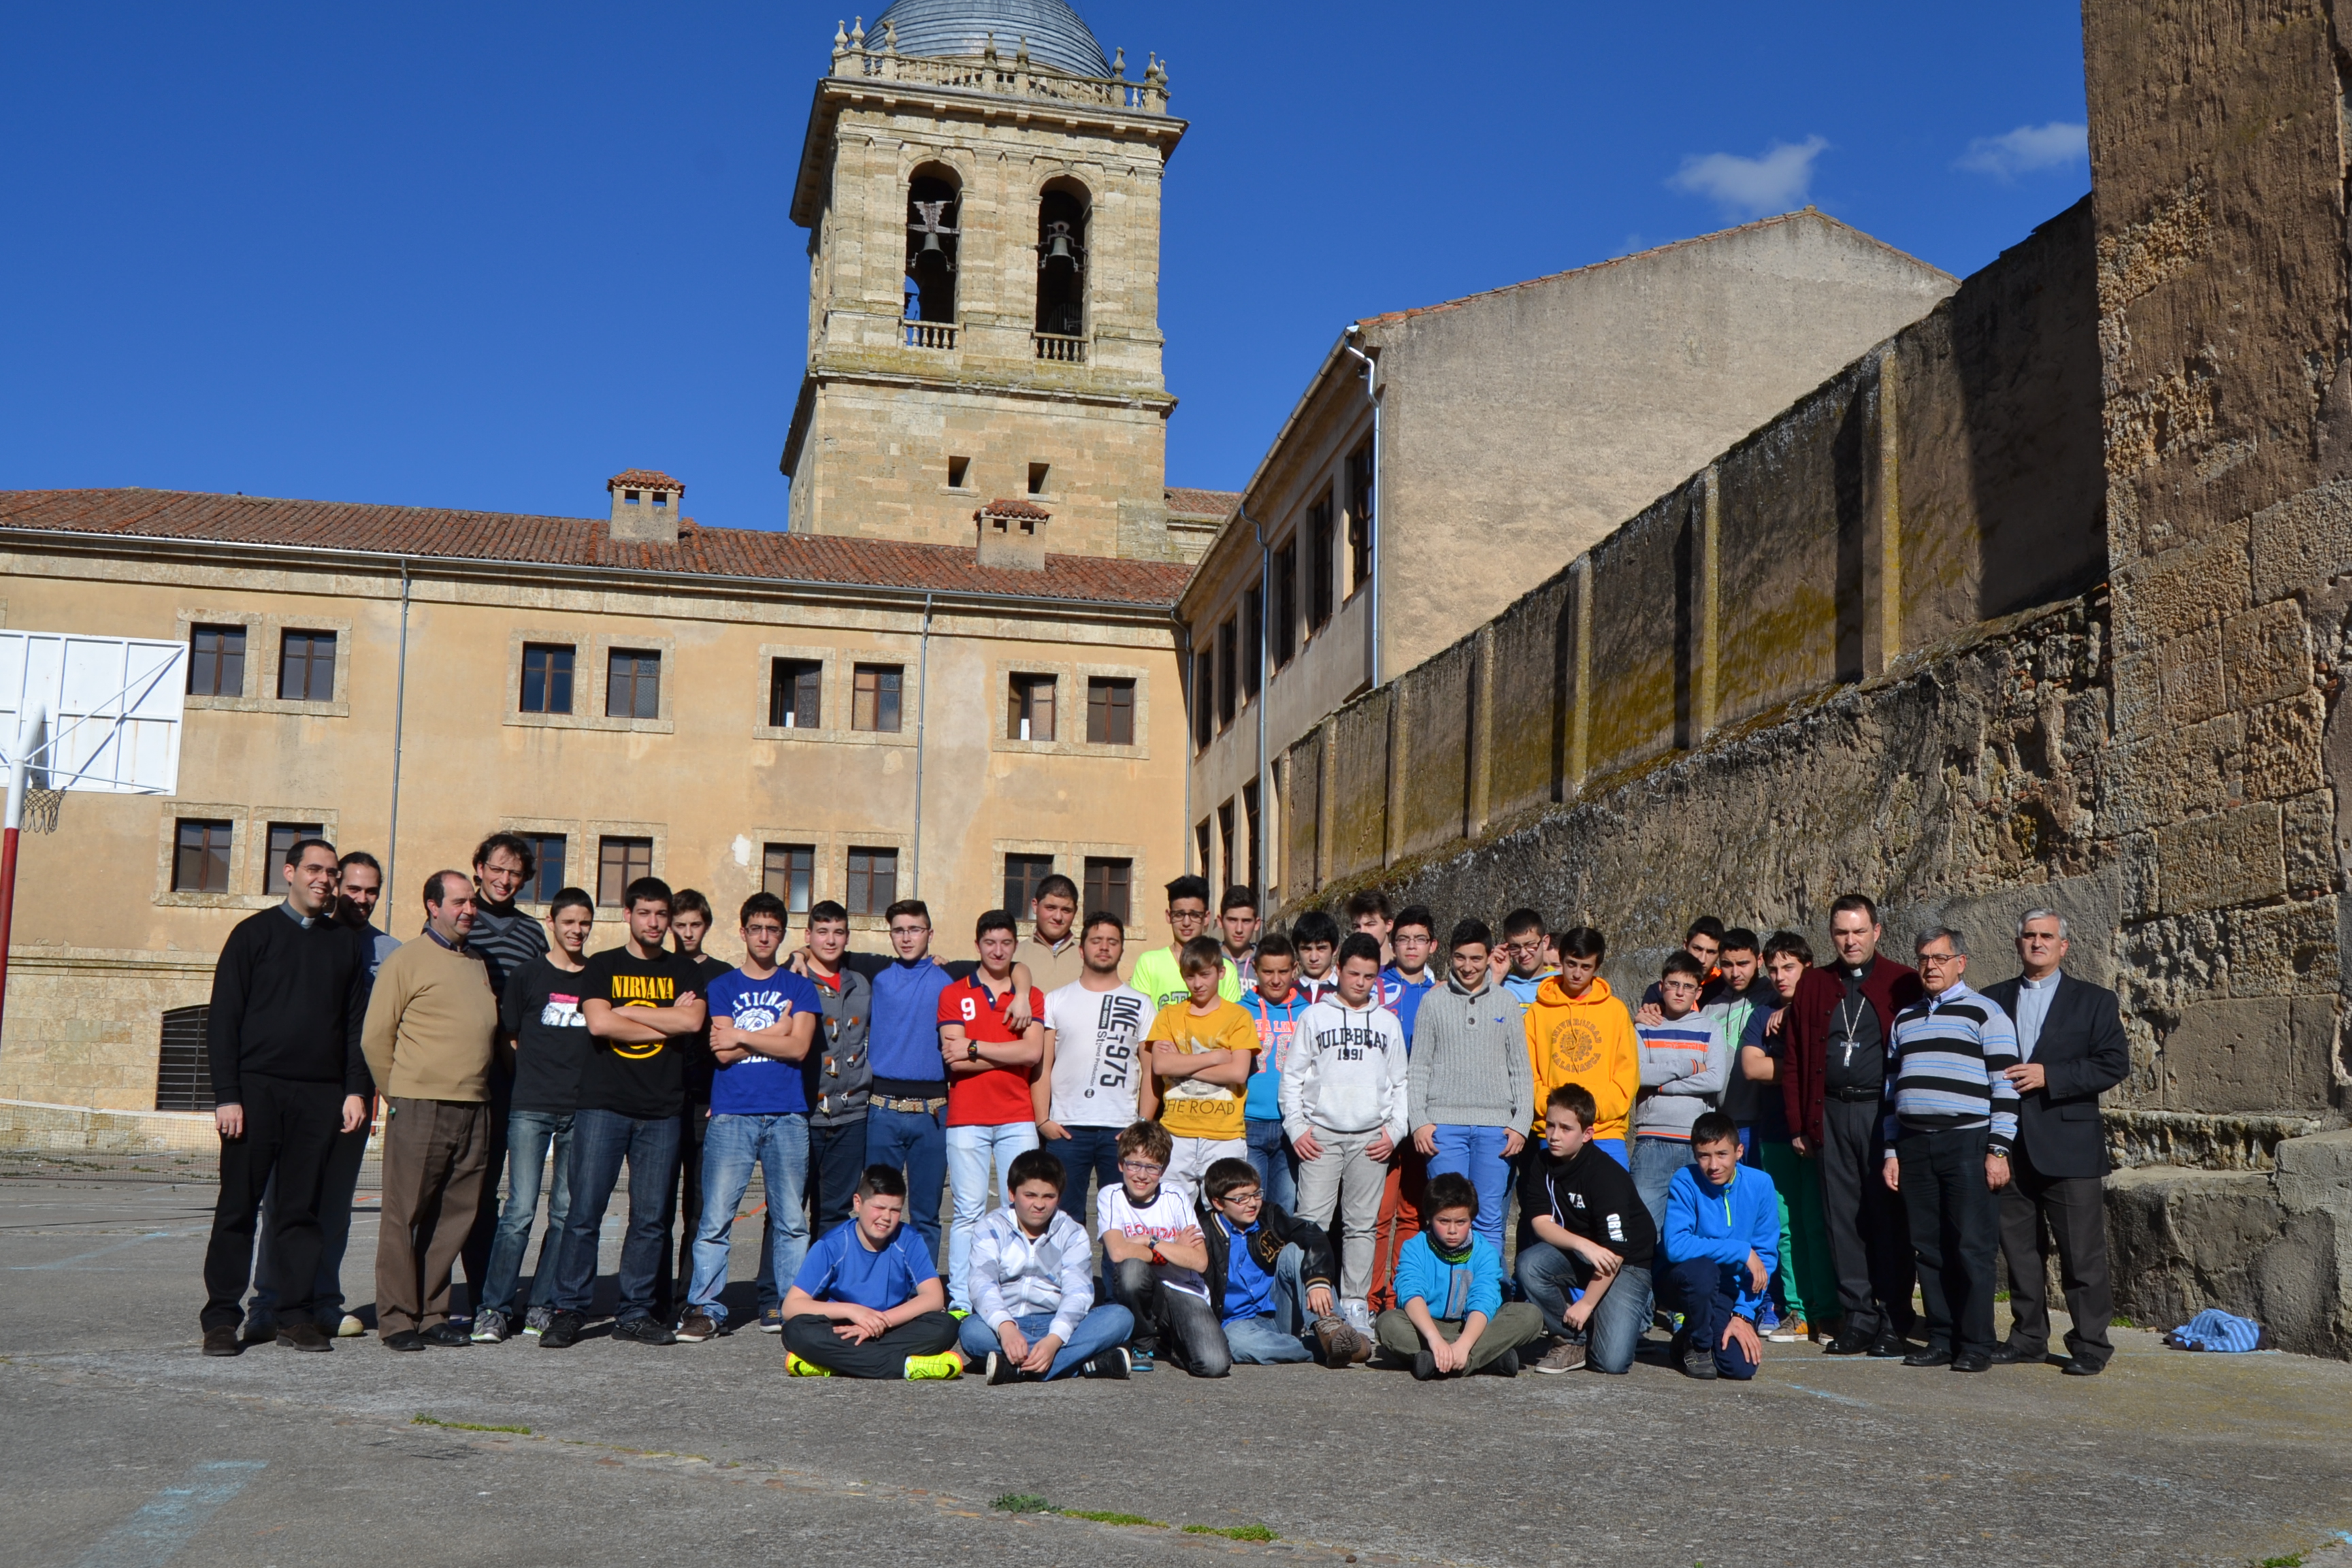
[781,3,1190,559]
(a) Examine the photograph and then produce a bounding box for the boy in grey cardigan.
[1407,919,1532,1254]
[1628,949,1732,1229]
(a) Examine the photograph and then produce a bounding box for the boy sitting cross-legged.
[1098,1119,1220,1374]
[1375,1172,1545,1379]
[780,1164,964,1380]
[1197,1157,1372,1370]
[959,1148,1137,1384]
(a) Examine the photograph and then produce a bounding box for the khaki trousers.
[376,1098,491,1336]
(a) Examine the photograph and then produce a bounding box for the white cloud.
[1667,136,1829,219]
[1954,121,2088,180]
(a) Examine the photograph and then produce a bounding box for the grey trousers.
[1293,1126,1388,1301]
[1998,1143,2114,1368]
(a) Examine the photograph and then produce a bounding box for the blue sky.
[0,1,2089,529]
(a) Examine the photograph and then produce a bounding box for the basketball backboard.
[0,630,187,796]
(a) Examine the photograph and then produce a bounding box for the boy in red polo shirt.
[939,909,1047,1316]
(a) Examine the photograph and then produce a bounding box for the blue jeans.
[945,1120,1041,1311]
[553,1108,680,1322]
[956,1303,1136,1379]
[1045,1124,1126,1224]
[1658,1256,1761,1379]
[1629,1136,1695,1231]
[1220,1241,1320,1365]
[864,1104,947,1266]
[1426,1124,1515,1254]
[479,1109,575,1319]
[1515,1240,1653,1373]
[690,1112,810,1323]
[1245,1119,1297,1213]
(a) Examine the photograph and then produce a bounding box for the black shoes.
[612,1316,677,1346]
[1480,1348,1521,1377]
[1410,1348,1439,1382]
[1985,1341,2036,1366]
[1902,1345,1954,1368]
[2061,1356,2104,1376]
[1867,1330,1910,1358]
[538,1310,584,1349]
[1952,1351,1992,1373]
[420,1323,471,1348]
[201,1326,243,1358]
[984,1351,1022,1386]
[1823,1328,1876,1356]
[382,1329,426,1352]
[276,1321,333,1352]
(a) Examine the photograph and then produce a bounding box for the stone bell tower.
[779,0,1190,559]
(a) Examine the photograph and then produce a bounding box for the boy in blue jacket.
[1659,1111,1778,1381]
[1372,1172,1545,1379]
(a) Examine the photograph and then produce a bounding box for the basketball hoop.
[19,785,61,835]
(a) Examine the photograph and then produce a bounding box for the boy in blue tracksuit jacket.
[1659,1111,1778,1382]
[1373,1171,1545,1378]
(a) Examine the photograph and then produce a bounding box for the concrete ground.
[4,1150,2349,1568]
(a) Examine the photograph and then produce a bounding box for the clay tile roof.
[978,497,1050,520]
[1164,486,1241,519]
[0,489,1192,609]
[606,468,683,493]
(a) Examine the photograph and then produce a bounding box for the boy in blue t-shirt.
[781,1164,963,1379]
[680,892,823,1341]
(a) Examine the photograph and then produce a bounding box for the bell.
[917,229,945,258]
[1045,230,1073,263]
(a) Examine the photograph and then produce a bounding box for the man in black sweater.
[201,836,372,1356]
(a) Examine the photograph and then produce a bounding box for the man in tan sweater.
[362,870,500,1350]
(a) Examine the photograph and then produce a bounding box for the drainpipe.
[1342,326,1383,687]
[1239,502,1271,906]
[385,559,412,929]
[911,591,934,896]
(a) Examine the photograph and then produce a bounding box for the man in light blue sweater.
[1659,1111,1779,1381]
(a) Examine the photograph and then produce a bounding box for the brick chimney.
[608,469,684,544]
[975,497,1049,570]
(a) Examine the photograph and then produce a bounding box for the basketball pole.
[0,704,48,1049]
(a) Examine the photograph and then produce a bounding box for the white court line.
[9,1228,204,1269]
[71,1460,266,1568]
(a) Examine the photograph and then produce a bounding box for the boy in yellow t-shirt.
[1145,936,1258,1203]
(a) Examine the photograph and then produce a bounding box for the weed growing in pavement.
[988,1495,1167,1528]
[1184,1523,1279,1540]
[412,1414,533,1435]
[2256,1554,2306,1567]
[992,1494,1054,1514]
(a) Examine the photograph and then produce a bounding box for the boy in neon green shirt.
[1128,873,1241,1010]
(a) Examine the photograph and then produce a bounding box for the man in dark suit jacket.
[1978,909,2130,1375]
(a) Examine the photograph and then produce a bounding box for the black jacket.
[207,906,372,1104]
[1978,972,2129,1179]
[1192,1194,1337,1321]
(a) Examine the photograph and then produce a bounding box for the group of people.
[199,838,2129,1385]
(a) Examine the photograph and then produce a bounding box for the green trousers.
[1759,1139,1835,1328]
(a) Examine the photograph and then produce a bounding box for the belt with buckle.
[875,1094,947,1114]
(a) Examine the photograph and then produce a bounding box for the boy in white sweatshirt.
[1283,933,1409,1325]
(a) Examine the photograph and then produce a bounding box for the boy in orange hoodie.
[1520,926,1637,1168]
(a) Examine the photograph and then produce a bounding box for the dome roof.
[867,0,1111,79]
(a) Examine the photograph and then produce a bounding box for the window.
[906,167,961,325]
[1035,180,1089,337]
[1272,542,1297,668]
[947,455,971,489]
[597,836,653,906]
[1243,585,1263,701]
[1004,853,1054,915]
[623,489,642,504]
[172,819,233,894]
[154,1006,214,1112]
[853,664,903,733]
[606,649,660,720]
[1218,800,1237,893]
[1307,491,1336,630]
[846,847,898,917]
[763,843,815,914]
[521,643,575,715]
[1007,673,1056,741]
[770,659,823,729]
[652,491,669,509]
[1083,856,1132,925]
[1087,676,1134,745]
[1192,648,1214,751]
[1196,819,1213,879]
[1348,442,1375,593]
[263,822,326,895]
[1217,618,1239,729]
[187,625,246,698]
[521,833,568,902]
[1028,461,1051,496]
[278,630,336,702]
[1243,781,1262,892]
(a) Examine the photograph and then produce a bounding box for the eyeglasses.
[1118,1158,1164,1175]
[1219,1190,1264,1207]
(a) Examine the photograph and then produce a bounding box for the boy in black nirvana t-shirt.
[540,878,706,1349]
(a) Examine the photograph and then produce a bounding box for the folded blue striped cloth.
[2164,1307,2266,1352]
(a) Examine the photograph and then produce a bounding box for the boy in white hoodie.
[1284,932,1409,1328]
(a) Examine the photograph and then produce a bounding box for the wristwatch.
[966,1041,981,1062]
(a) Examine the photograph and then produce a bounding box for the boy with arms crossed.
[1143,936,1259,1200]
[938,911,1047,1315]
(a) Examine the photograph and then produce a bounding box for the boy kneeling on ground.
[1197,1156,1372,1371]
[1658,1111,1778,1381]
[1375,1172,1544,1379]
[781,1164,964,1379]
[961,1148,1137,1383]
[1515,1082,1656,1374]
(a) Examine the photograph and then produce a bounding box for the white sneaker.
[336,1313,365,1339]
[1340,1298,1375,1339]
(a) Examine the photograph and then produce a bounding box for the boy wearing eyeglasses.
[1097,1120,1214,1373]
[1196,1157,1369,1369]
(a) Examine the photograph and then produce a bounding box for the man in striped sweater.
[1881,927,2019,1373]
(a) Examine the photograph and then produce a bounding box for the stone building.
[1177,212,1961,900]
[1267,0,2352,1355]
[0,0,1235,1130]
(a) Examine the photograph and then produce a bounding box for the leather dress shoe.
[1951,1350,1992,1373]
[1823,1329,1876,1356]
[1902,1345,1953,1368]
[1984,1341,2037,1365]
[1867,1330,1910,1358]
[419,1323,472,1348]
[201,1326,243,1357]
[2061,1356,2104,1376]
[382,1329,427,1352]
[276,1320,333,1352]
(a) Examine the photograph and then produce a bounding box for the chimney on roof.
[975,497,1049,570]
[608,469,684,544]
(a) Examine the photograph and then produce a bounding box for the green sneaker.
[902,1349,965,1381]
[785,1351,833,1377]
